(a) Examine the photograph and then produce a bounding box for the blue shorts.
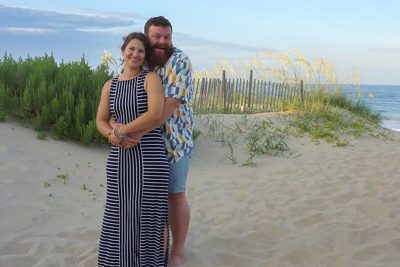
[168,152,191,193]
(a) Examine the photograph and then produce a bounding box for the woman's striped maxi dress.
[98,71,170,267]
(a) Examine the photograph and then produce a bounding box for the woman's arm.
[96,80,112,137]
[96,80,120,145]
[117,72,164,137]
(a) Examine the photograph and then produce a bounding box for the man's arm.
[130,97,180,134]
[156,55,192,126]
[159,97,181,124]
[114,96,180,132]
[120,55,191,147]
[118,72,164,135]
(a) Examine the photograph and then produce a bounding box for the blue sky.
[1,0,399,84]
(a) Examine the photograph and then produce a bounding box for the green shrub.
[0,54,112,143]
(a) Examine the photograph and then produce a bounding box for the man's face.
[147,25,173,66]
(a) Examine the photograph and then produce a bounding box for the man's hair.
[144,16,173,35]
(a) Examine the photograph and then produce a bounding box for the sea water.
[343,84,400,132]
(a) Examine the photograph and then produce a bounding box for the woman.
[96,32,169,267]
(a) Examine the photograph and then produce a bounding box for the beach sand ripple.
[1,117,400,267]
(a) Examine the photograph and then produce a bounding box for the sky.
[0,0,399,85]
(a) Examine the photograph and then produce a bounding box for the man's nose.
[159,37,168,44]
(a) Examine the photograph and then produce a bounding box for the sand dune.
[1,115,400,267]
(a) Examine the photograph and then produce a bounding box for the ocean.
[343,84,400,132]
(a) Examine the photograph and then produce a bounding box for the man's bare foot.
[169,254,184,267]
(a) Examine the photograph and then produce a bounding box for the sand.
[1,115,400,267]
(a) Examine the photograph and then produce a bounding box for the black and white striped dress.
[98,71,169,267]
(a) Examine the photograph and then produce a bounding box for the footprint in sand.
[352,243,391,261]
[281,248,312,266]
[390,238,400,250]
[0,143,7,153]
[0,241,39,267]
[57,230,99,241]
[252,221,289,244]
[214,252,259,267]
[295,212,326,227]
[380,193,399,203]
[356,202,389,219]
[0,255,39,267]
[0,241,35,255]
[77,252,98,267]
[332,191,354,204]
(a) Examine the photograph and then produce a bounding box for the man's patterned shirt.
[155,47,194,163]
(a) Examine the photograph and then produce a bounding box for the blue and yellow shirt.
[155,47,194,163]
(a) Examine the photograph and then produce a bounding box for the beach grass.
[0,51,386,150]
[192,49,386,164]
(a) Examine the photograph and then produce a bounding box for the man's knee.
[168,152,191,193]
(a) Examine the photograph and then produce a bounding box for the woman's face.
[122,38,146,69]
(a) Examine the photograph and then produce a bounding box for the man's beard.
[149,45,174,69]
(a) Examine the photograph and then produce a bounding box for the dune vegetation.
[0,51,389,159]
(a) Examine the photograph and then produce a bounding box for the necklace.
[119,69,142,80]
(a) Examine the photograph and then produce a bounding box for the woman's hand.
[108,127,122,146]
[108,123,127,147]
[120,132,144,149]
[109,123,145,149]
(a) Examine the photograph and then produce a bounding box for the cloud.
[67,7,144,22]
[76,25,140,35]
[0,27,56,34]
[173,33,266,71]
[0,4,266,74]
[0,5,138,32]
[368,48,400,55]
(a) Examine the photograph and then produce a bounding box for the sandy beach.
[1,114,400,267]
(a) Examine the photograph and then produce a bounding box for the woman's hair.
[121,32,151,61]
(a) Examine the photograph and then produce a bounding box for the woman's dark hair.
[121,32,151,61]
[144,16,173,35]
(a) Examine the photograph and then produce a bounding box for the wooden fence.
[192,70,305,114]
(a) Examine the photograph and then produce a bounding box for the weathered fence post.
[300,80,304,106]
[197,77,206,113]
[222,70,226,113]
[247,69,253,112]
[194,74,306,114]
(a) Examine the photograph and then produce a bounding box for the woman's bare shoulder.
[145,71,160,80]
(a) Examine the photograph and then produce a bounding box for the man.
[145,17,193,267]
[116,16,193,266]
